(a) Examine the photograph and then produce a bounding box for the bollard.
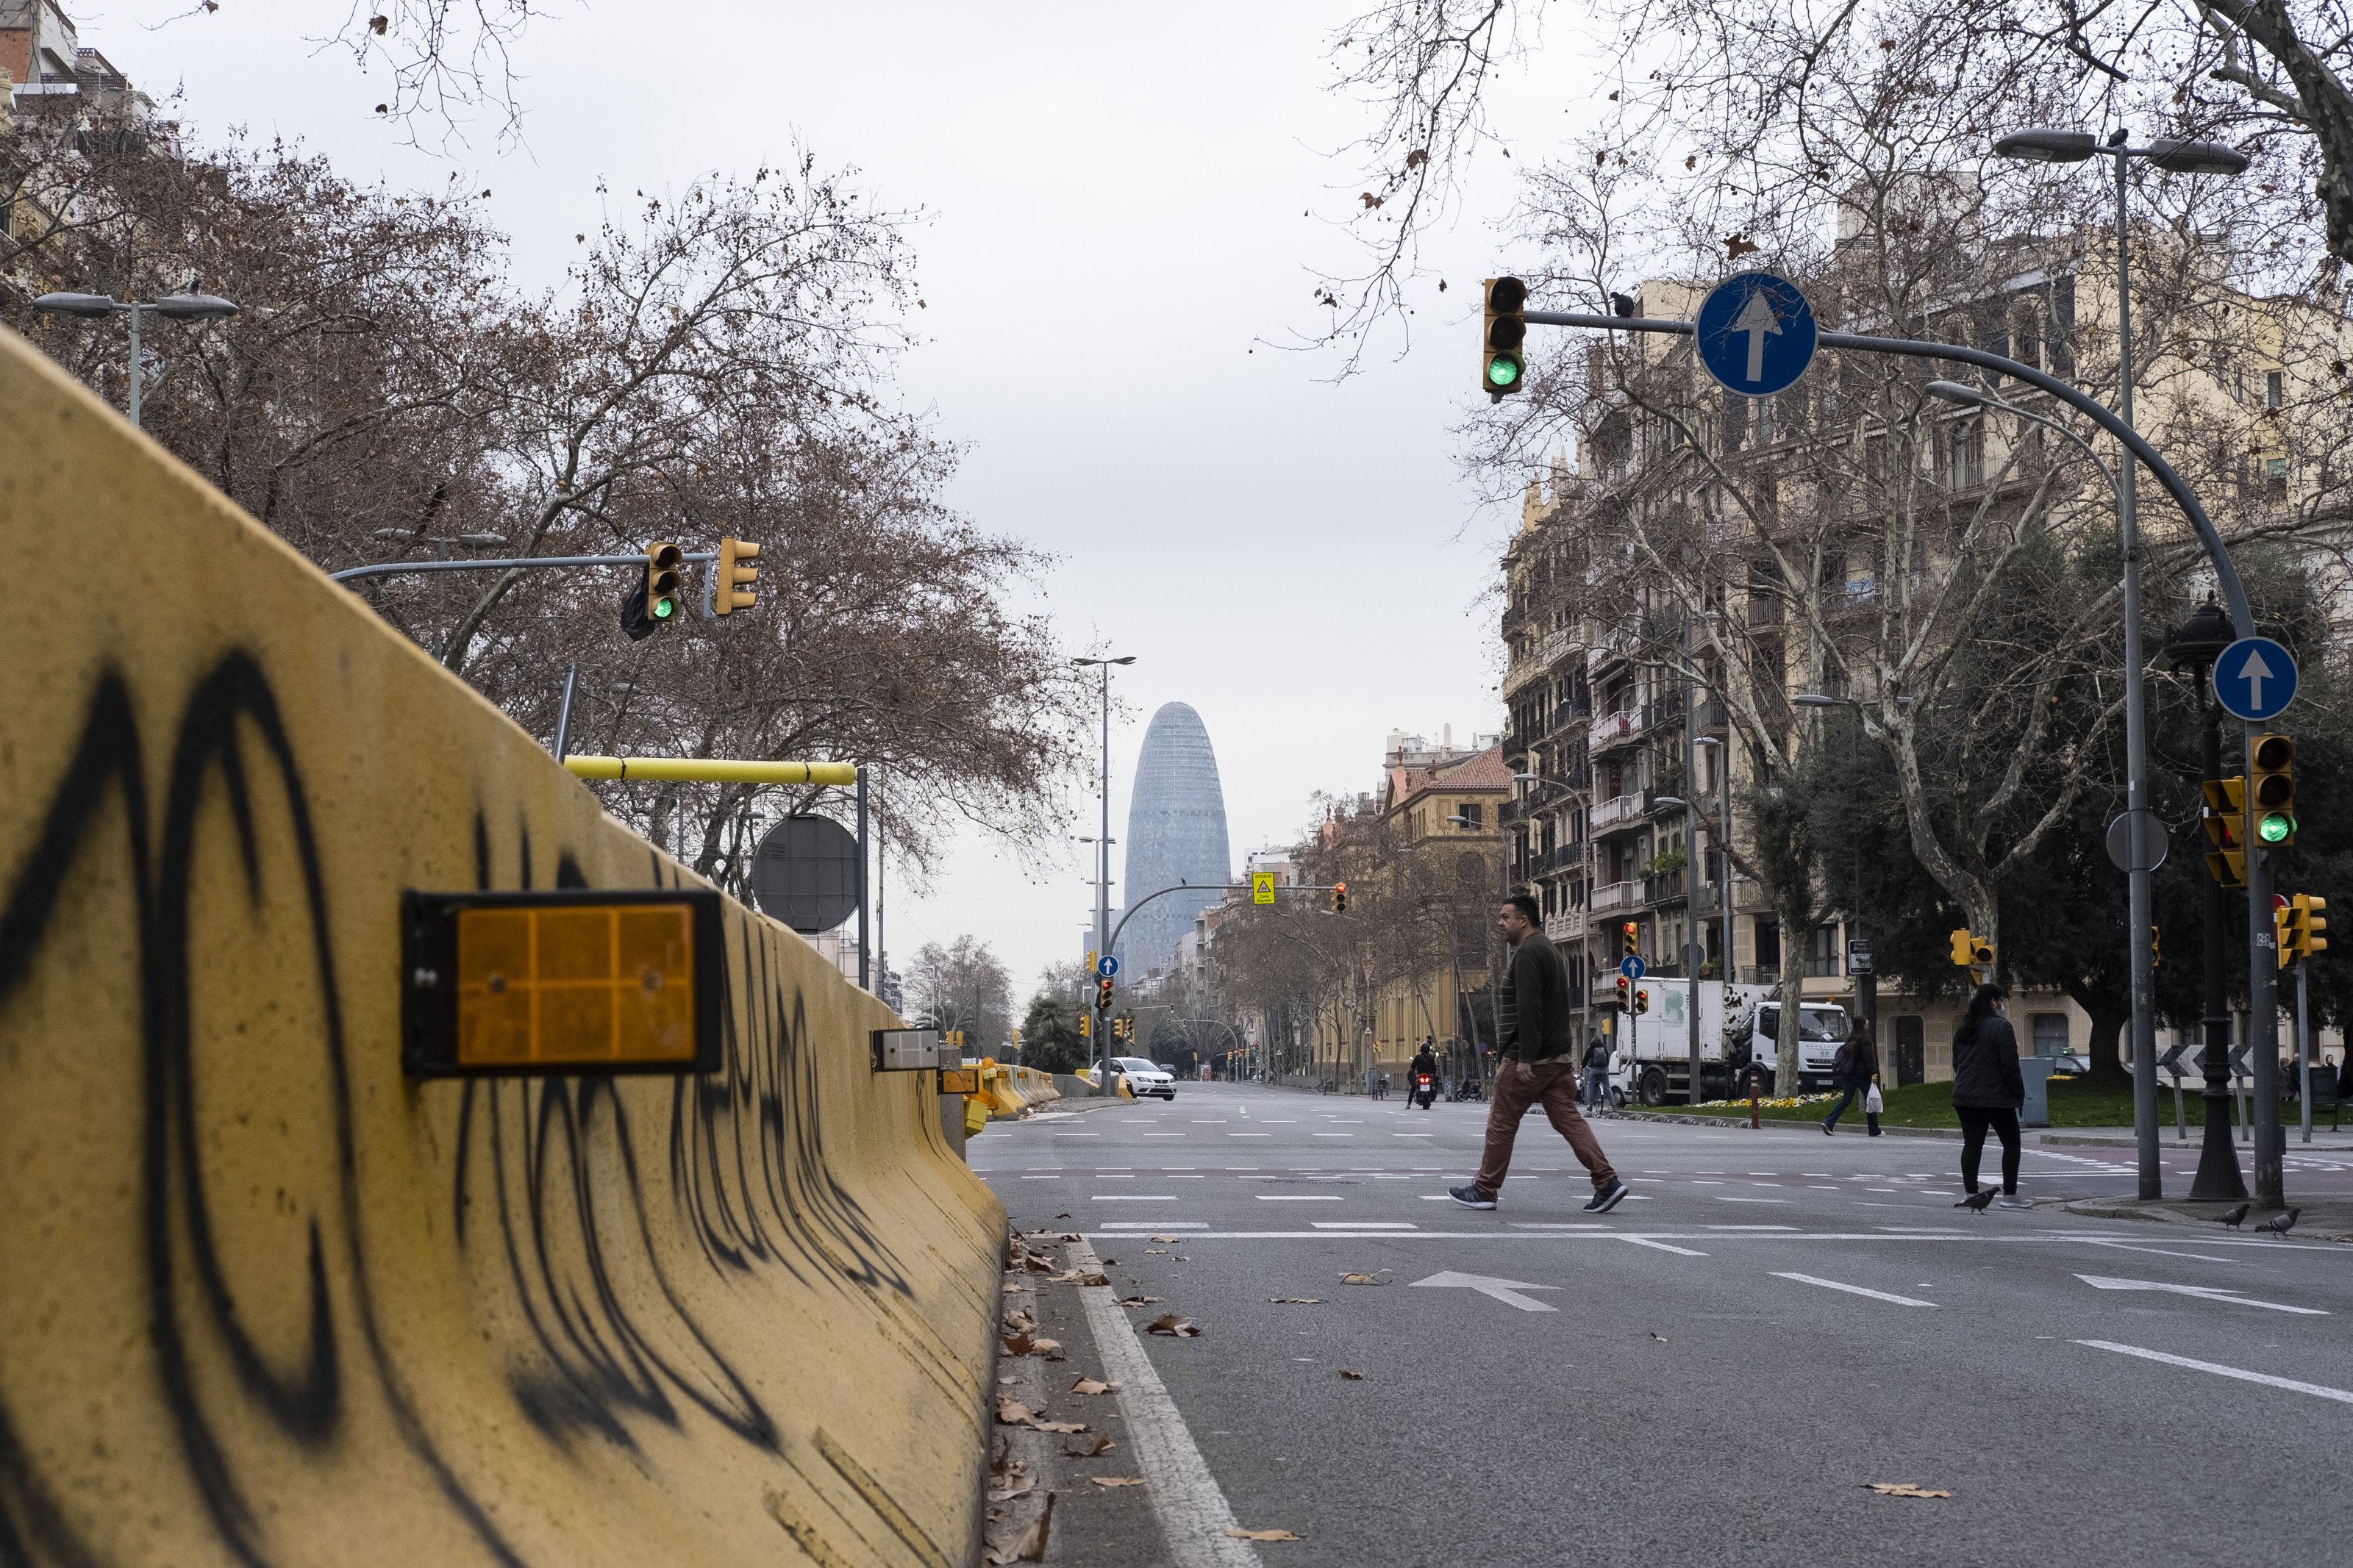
[1748,1065,1761,1129]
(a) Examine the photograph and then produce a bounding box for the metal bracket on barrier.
[873,1027,948,1072]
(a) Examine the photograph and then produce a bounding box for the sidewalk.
[2062,1194,2353,1242]
[1613,1109,2353,1153]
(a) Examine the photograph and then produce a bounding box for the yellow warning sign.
[1252,872,1277,906]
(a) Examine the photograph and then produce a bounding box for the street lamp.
[32,290,240,428]
[1991,126,2246,1201]
[1928,374,2167,1188]
[1071,655,1135,1089]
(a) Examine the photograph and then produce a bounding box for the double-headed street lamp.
[32,290,240,427]
[1988,128,2247,1199]
[1072,654,1135,1089]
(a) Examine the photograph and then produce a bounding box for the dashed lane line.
[2075,1341,2353,1406]
[1772,1272,1938,1307]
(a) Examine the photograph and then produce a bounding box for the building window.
[2265,370,2285,410]
[1754,919,1780,978]
[2030,1013,2070,1057]
[1458,802,1482,831]
[1805,923,1842,977]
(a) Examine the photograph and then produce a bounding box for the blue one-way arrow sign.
[1695,272,1817,397]
[2214,636,2298,722]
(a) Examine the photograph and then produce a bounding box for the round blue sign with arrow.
[2213,635,2298,722]
[1096,954,1120,979]
[1619,956,1646,981]
[1694,272,1817,398]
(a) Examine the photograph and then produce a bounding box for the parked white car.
[1088,1056,1176,1099]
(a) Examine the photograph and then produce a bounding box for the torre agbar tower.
[1115,703,1232,974]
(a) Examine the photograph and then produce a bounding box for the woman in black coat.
[1952,981,2029,1207]
[1821,1019,1882,1136]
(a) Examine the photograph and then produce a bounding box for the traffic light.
[1096,976,1114,1011]
[712,535,760,616]
[621,541,686,640]
[1633,984,1649,1016]
[1621,921,1639,960]
[2202,776,2248,887]
[2281,892,2330,964]
[1079,1015,1090,1039]
[2250,732,2296,847]
[1615,975,1631,1010]
[1482,276,1529,397]
[1332,881,1349,914]
[1948,929,1994,969]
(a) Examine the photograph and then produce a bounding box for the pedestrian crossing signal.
[1483,277,1529,398]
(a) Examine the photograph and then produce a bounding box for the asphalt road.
[976,1082,2353,1567]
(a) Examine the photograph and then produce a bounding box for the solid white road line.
[2074,1239,2235,1264]
[2075,1274,2328,1314]
[1772,1272,1938,1307]
[1312,1221,1415,1229]
[1065,1238,1263,1567]
[2075,1340,2353,1404]
[1256,1195,1343,1201]
[1094,1195,1179,1200]
[1619,1237,1707,1256]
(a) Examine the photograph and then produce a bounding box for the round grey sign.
[749,815,862,933]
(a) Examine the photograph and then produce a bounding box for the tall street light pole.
[32,291,241,428]
[1074,655,1135,1090]
[1990,127,2249,1199]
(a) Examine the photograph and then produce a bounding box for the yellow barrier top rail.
[564,756,858,786]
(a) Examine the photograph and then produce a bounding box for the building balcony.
[1589,791,1646,834]
[1693,697,1727,732]
[1588,706,1646,753]
[1590,878,1642,912]
[1645,868,1686,903]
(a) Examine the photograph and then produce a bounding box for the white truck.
[1607,980,1852,1107]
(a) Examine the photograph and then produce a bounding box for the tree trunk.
[1777,898,1805,1093]
[2060,979,2132,1092]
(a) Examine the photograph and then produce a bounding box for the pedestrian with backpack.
[1822,1019,1882,1136]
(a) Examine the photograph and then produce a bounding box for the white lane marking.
[1419,1195,1457,1200]
[1021,1175,1061,1179]
[2075,1275,2327,1314]
[1093,1195,1179,1200]
[1773,1272,1938,1307]
[1707,1225,1797,1231]
[1618,1237,1707,1256]
[1714,1198,1790,1204]
[1256,1195,1343,1201]
[1056,1134,1101,1138]
[1101,1222,1208,1229]
[1312,1222,1416,1230]
[2076,1239,2234,1263]
[1065,1239,1263,1567]
[1144,1134,1189,1139]
[1312,1134,1355,1138]
[1394,1133,1435,1138]
[1228,1134,1271,1138]
[1407,1270,1559,1312]
[1509,1222,1613,1230]
[2075,1341,2353,1405]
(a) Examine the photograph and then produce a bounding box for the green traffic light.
[653,598,675,619]
[2259,812,2293,844]
[1487,356,1524,388]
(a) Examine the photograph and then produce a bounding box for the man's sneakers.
[1584,1177,1630,1214]
[1448,1184,1498,1210]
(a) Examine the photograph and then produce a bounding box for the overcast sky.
[108,1,1561,1006]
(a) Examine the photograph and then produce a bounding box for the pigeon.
[2254,1206,2300,1237]
[2217,1203,2250,1229]
[1610,291,1639,319]
[1954,1188,1997,1212]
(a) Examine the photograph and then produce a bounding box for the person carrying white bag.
[1822,1019,1883,1137]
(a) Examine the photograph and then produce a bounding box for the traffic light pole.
[330,550,718,584]
[2189,684,2249,1201]
[1520,304,2264,1200]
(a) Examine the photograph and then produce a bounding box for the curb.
[1610,1111,1971,1142]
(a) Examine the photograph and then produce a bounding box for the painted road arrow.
[2076,1275,2327,1315]
[1407,1271,1559,1312]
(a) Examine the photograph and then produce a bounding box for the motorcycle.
[1412,1072,1436,1110]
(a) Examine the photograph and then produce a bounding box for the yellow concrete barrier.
[0,326,1002,1567]
[976,1062,1029,1120]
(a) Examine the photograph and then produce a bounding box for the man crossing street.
[1452,894,1629,1212]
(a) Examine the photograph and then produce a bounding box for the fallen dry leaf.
[1864,1483,1952,1499]
[1090,1476,1144,1488]
[982,1490,1055,1564]
[1100,1258,1118,1267]
[1150,1235,1180,1243]
[1029,1418,1088,1435]
[1060,1233,1082,1242]
[1023,1254,1056,1273]
[1268,1297,1322,1305]
[988,1472,1035,1503]
[1228,1528,1302,1542]
[1052,1270,1111,1287]
[1145,1248,1168,1254]
[1002,1310,1037,1333]
[1001,1333,1035,1356]
[994,1400,1038,1427]
[1338,1370,1364,1381]
[1340,1272,1390,1286]
[1055,1214,1071,1220]
[1649,1332,1668,1343]
[1001,1283,1021,1295]
[1145,1314,1202,1337]
[1117,1295,1163,1307]
[1063,1434,1115,1457]
[1070,1378,1110,1396]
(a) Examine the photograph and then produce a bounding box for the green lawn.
[1664,1077,2245,1130]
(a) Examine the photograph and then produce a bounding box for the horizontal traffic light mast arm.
[563,756,858,786]
[1099,880,1351,973]
[331,550,718,585]
[1518,309,2252,637]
